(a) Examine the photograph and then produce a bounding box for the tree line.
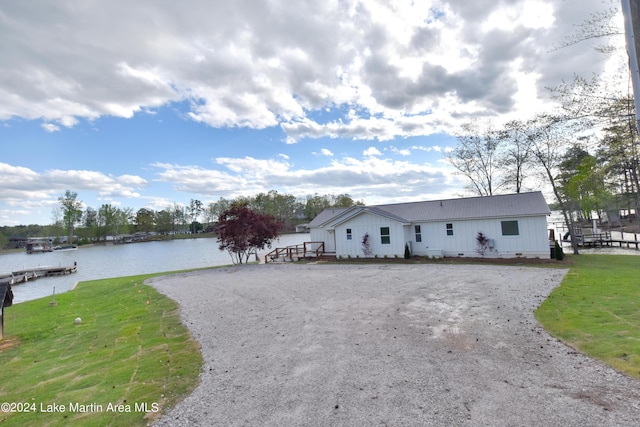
[0,191,363,247]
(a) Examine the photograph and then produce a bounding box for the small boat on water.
[53,245,78,251]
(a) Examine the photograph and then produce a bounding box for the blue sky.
[0,0,624,225]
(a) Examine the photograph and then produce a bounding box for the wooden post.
[1,282,14,341]
[1,288,5,341]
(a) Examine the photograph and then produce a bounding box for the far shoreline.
[0,230,310,257]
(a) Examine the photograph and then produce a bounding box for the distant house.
[308,192,552,259]
[25,238,54,254]
[293,207,307,220]
[7,237,28,249]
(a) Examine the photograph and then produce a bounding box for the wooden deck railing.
[266,241,325,263]
[575,231,611,244]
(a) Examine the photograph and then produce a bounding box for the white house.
[308,192,552,259]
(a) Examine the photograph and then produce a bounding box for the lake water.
[1,233,308,304]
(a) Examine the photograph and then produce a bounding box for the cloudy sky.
[0,0,624,226]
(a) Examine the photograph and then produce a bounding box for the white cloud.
[389,146,411,156]
[363,147,382,157]
[152,162,243,194]
[0,0,621,141]
[41,123,60,132]
[152,153,462,203]
[482,1,555,32]
[0,162,148,205]
[216,157,291,176]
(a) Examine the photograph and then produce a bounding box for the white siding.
[334,212,405,258]
[310,208,551,259]
[310,228,336,252]
[409,216,549,258]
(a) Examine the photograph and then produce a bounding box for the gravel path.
[147,263,640,426]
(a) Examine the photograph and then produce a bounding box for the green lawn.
[536,254,640,379]
[0,272,203,426]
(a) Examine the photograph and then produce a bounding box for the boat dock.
[576,231,640,249]
[0,263,78,285]
[553,222,640,249]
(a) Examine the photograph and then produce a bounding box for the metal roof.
[309,192,550,227]
[377,191,550,222]
[307,207,351,227]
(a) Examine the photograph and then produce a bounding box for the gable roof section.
[327,206,411,228]
[377,191,550,222]
[307,207,351,228]
[309,192,550,228]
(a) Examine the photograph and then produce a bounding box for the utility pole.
[621,0,640,135]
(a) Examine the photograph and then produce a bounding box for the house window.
[501,220,519,236]
[346,228,352,240]
[446,223,454,236]
[415,225,422,242]
[380,227,390,244]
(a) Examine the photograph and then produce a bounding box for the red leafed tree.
[215,202,282,264]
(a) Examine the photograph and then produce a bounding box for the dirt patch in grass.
[0,337,19,352]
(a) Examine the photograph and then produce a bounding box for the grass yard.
[536,254,640,380]
[0,272,203,426]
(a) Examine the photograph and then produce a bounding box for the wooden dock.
[573,230,640,250]
[0,263,77,285]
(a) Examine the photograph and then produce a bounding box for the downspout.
[621,0,640,137]
[621,0,640,217]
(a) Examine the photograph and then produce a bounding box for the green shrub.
[554,240,564,260]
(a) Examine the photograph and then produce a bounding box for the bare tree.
[527,114,586,255]
[553,1,623,55]
[447,120,503,196]
[497,120,534,193]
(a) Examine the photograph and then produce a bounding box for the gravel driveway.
[148,263,640,426]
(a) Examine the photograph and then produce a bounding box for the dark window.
[380,227,390,244]
[446,223,453,236]
[346,228,352,240]
[415,225,422,242]
[501,220,519,236]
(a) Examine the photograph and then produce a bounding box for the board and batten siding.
[408,215,549,258]
[334,212,406,258]
[310,227,336,252]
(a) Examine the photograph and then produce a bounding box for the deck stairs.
[266,242,326,263]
